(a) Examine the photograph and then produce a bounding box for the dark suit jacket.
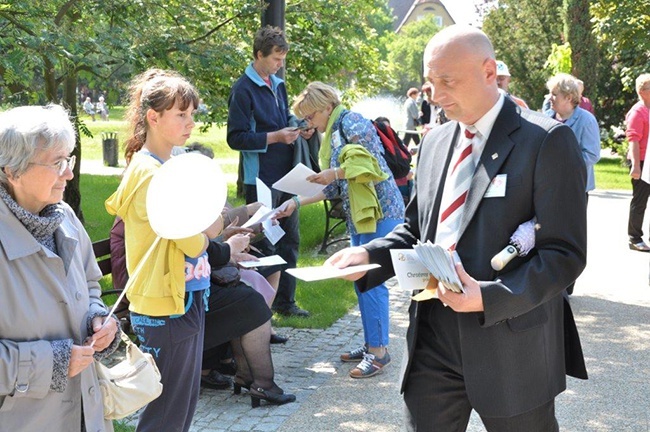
[360,98,588,417]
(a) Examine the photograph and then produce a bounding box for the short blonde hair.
[635,74,650,94]
[292,82,340,119]
[546,73,581,107]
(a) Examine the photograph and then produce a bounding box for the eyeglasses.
[29,155,76,176]
[303,112,317,123]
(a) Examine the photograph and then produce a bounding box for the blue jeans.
[351,218,402,347]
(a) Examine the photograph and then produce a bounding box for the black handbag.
[210,263,241,288]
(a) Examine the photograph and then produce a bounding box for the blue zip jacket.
[227,63,293,186]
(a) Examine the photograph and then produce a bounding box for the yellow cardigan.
[105,153,206,316]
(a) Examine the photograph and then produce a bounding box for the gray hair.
[0,104,75,187]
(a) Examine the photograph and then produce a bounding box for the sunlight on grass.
[112,420,135,432]
[81,171,353,330]
[594,157,631,190]
[80,174,121,241]
[80,107,236,163]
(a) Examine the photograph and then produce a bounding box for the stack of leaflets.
[413,240,464,293]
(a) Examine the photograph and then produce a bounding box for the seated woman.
[82,96,96,121]
[219,201,288,344]
[203,239,296,408]
[0,104,120,431]
[95,96,109,121]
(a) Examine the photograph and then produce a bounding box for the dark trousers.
[245,184,299,310]
[628,161,650,243]
[203,343,230,370]
[403,300,559,432]
[403,132,421,147]
[131,291,205,432]
[566,192,590,294]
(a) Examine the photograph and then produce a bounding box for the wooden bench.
[93,238,112,277]
[319,198,350,254]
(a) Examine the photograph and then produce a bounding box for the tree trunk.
[44,57,57,102]
[62,70,84,223]
[564,0,599,111]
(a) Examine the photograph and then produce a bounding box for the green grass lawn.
[80,112,233,162]
[593,156,631,190]
[113,420,135,432]
[79,108,354,331]
[80,169,354,329]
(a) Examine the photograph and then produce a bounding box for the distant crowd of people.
[82,95,109,121]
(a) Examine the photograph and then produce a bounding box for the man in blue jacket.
[227,26,308,317]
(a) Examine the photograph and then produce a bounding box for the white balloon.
[146,152,227,239]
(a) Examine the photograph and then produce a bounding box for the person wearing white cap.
[496,60,529,109]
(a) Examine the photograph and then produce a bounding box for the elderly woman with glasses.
[0,105,120,431]
[275,81,405,379]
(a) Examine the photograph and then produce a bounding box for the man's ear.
[484,58,497,84]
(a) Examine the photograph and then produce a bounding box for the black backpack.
[371,121,412,179]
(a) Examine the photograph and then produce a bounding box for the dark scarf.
[0,184,65,253]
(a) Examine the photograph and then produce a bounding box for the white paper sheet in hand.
[238,255,287,268]
[286,264,381,282]
[242,205,275,228]
[272,163,325,197]
[256,177,273,209]
[262,219,285,245]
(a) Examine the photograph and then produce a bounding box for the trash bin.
[101,132,118,167]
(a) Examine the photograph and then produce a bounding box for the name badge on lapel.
[484,174,507,198]
[332,131,343,149]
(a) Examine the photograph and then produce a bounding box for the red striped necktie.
[435,127,477,250]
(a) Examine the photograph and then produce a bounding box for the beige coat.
[0,199,113,432]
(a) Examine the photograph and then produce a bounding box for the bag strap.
[120,331,134,347]
[372,122,397,155]
[337,111,350,144]
[104,236,162,326]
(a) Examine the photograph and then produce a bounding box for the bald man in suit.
[327,25,588,431]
